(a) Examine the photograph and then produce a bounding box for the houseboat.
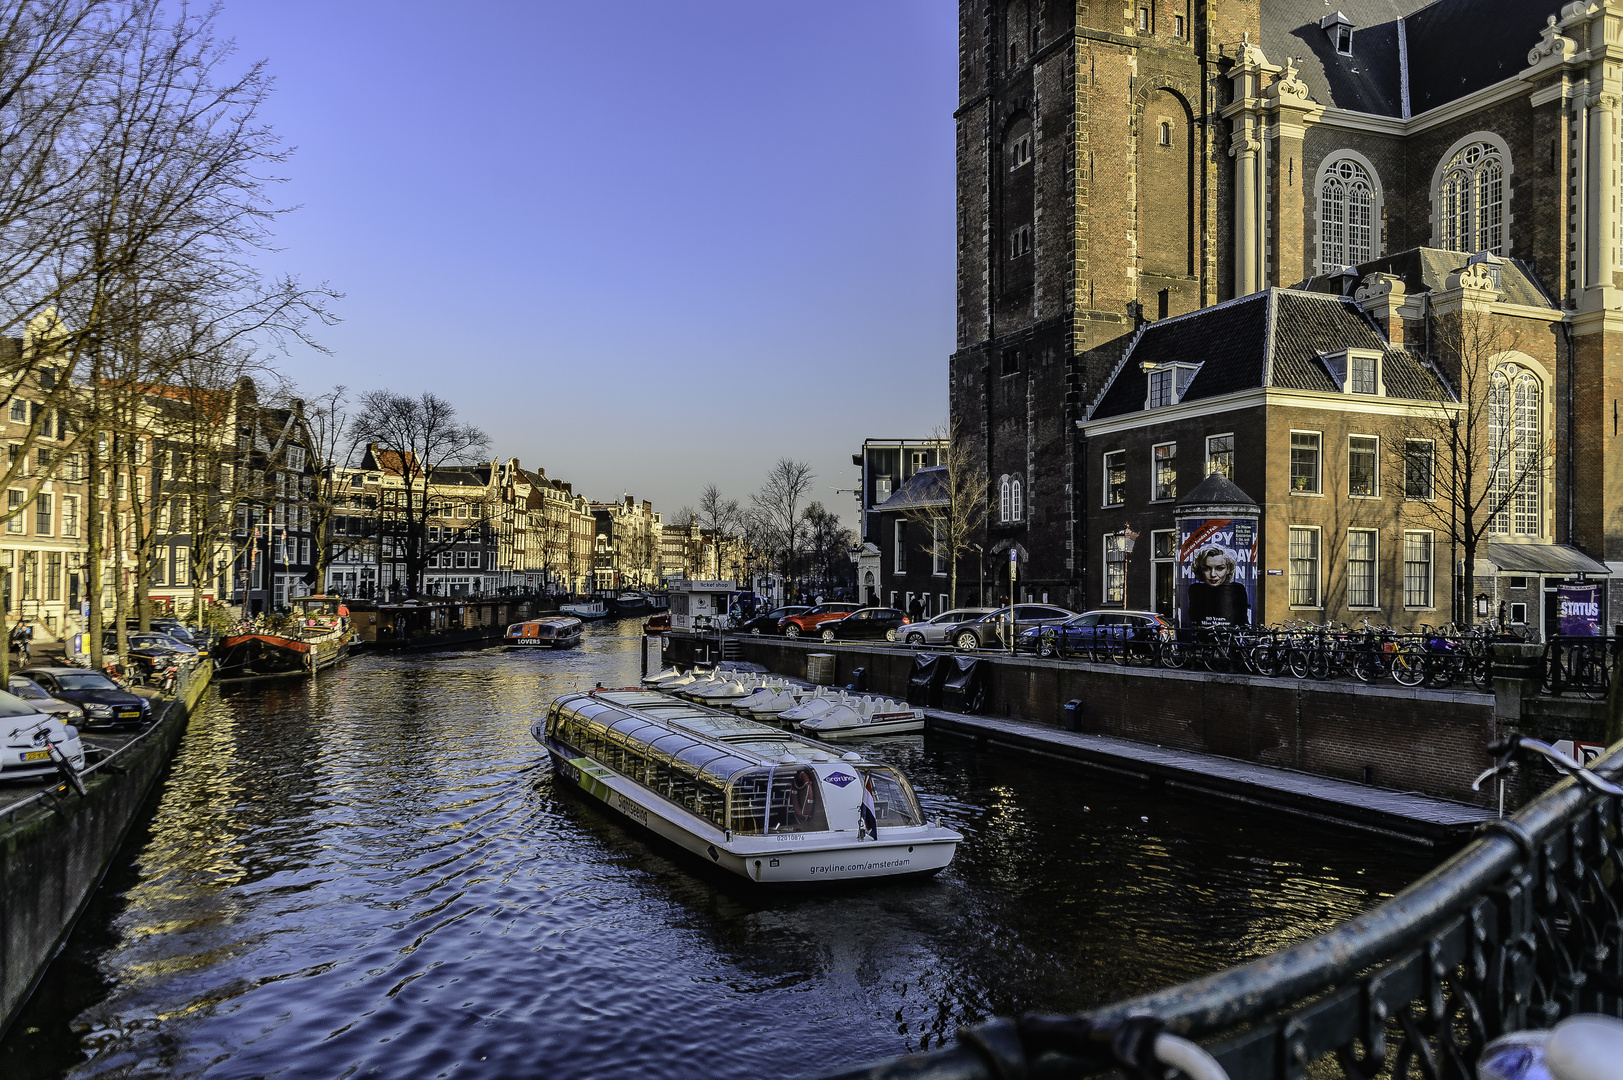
[536,689,961,885]
[504,616,583,649]
[559,600,608,620]
[216,595,353,679]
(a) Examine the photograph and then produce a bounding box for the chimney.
[1352,272,1408,347]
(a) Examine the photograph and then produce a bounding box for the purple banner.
[1558,583,1602,637]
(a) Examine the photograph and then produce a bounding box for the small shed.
[669,580,738,632]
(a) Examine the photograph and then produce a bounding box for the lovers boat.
[215,595,354,679]
[537,688,961,885]
[503,615,583,649]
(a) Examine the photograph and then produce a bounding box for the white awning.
[1472,542,1611,578]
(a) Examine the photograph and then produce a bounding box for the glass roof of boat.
[726,738,832,762]
[666,714,778,740]
[596,690,683,708]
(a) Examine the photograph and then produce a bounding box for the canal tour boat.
[216,595,354,680]
[537,689,961,885]
[503,616,583,649]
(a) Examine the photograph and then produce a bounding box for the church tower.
[950,0,1255,606]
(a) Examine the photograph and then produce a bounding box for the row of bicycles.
[1035,620,1514,691]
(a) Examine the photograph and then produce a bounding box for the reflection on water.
[3,622,1437,1079]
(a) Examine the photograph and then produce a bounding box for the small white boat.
[538,689,961,885]
[799,699,926,739]
[559,600,609,620]
[504,616,584,649]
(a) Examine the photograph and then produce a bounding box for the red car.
[779,602,863,638]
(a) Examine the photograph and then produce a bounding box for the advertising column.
[1176,517,1259,628]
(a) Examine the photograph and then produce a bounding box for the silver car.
[8,675,84,722]
[901,608,997,645]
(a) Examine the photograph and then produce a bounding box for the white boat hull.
[547,743,956,885]
[800,716,926,739]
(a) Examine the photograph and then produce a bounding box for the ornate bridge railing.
[812,740,1623,1080]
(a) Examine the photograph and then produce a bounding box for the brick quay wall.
[664,635,1503,807]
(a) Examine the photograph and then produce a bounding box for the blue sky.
[213,1,958,525]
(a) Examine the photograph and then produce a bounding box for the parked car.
[20,667,152,728]
[738,606,809,635]
[102,631,194,681]
[0,691,85,781]
[1019,610,1174,656]
[901,607,997,645]
[945,604,1077,650]
[819,607,910,642]
[779,602,863,638]
[8,674,84,722]
[128,619,210,656]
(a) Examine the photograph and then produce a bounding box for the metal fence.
[1542,635,1621,699]
[812,737,1623,1080]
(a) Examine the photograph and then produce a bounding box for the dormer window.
[1320,349,1383,395]
[1320,11,1354,54]
[1143,361,1200,409]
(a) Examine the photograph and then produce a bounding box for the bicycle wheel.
[1424,656,1454,690]
[1307,648,1332,681]
[1470,656,1494,692]
[1287,647,1312,679]
[1391,648,1426,687]
[1351,648,1381,683]
[1161,639,1189,669]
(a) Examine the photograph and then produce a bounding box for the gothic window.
[999,475,1011,522]
[998,475,1024,522]
[1488,365,1542,536]
[1438,142,1505,255]
[1319,158,1375,272]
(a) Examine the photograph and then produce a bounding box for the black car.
[127,619,211,656]
[103,632,191,679]
[819,607,910,642]
[20,666,152,727]
[738,606,809,635]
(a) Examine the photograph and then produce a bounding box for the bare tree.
[300,385,368,593]
[800,501,854,595]
[751,458,814,594]
[1401,303,1542,625]
[697,482,739,581]
[900,422,989,609]
[347,390,487,597]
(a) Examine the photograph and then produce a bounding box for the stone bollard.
[1491,643,1544,729]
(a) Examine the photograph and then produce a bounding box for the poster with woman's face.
[1177,518,1258,627]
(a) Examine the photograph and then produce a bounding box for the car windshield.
[0,688,44,716]
[54,673,119,691]
[7,677,48,699]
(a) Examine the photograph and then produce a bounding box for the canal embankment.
[659,633,1533,844]
[0,660,213,1038]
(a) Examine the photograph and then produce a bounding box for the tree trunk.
[87,431,104,669]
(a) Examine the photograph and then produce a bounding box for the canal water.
[5,620,1439,1080]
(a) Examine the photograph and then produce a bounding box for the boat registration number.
[21,750,49,762]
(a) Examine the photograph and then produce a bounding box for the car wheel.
[784,625,801,638]
[955,631,980,650]
[750,626,762,635]
[821,629,837,642]
[905,632,925,645]
[884,628,898,642]
[1038,638,1055,658]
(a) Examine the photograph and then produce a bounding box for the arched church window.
[999,476,1011,522]
[1438,142,1505,255]
[1488,365,1541,536]
[1319,158,1375,272]
[1010,477,1023,522]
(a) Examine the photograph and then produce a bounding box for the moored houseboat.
[216,595,353,679]
[504,616,583,649]
[559,599,608,620]
[535,689,961,885]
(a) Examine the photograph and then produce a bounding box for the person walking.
[16,620,31,664]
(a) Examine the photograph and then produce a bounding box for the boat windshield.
[728,767,831,835]
[864,767,925,828]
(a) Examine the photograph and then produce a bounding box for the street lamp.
[970,543,984,607]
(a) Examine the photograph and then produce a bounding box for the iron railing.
[1542,635,1622,700]
[811,736,1623,1080]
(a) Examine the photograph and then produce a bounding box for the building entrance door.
[1150,530,1177,621]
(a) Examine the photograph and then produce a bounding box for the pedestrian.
[909,596,924,622]
[17,620,31,664]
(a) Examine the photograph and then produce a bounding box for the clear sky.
[210,1,958,527]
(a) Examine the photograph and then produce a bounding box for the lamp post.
[970,543,984,607]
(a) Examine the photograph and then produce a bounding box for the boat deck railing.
[812,734,1623,1080]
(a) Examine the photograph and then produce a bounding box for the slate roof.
[1087,288,1450,422]
[1175,473,1261,512]
[876,466,949,511]
[1297,247,1556,308]
[1260,0,1559,118]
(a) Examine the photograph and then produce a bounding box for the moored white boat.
[559,600,609,619]
[504,616,583,649]
[537,689,961,885]
[798,699,926,739]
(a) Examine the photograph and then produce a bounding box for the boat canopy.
[546,691,925,836]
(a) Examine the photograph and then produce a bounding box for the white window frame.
[1144,362,1200,409]
[1010,477,1023,522]
[1205,433,1234,480]
[1316,153,1380,273]
[1104,533,1128,604]
[1346,528,1378,609]
[1103,450,1127,506]
[1404,439,1436,500]
[1403,530,1435,610]
[1151,442,1176,501]
[1431,133,1510,256]
[1288,525,1322,608]
[1290,430,1322,495]
[932,518,946,576]
[894,520,907,574]
[1347,434,1379,498]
